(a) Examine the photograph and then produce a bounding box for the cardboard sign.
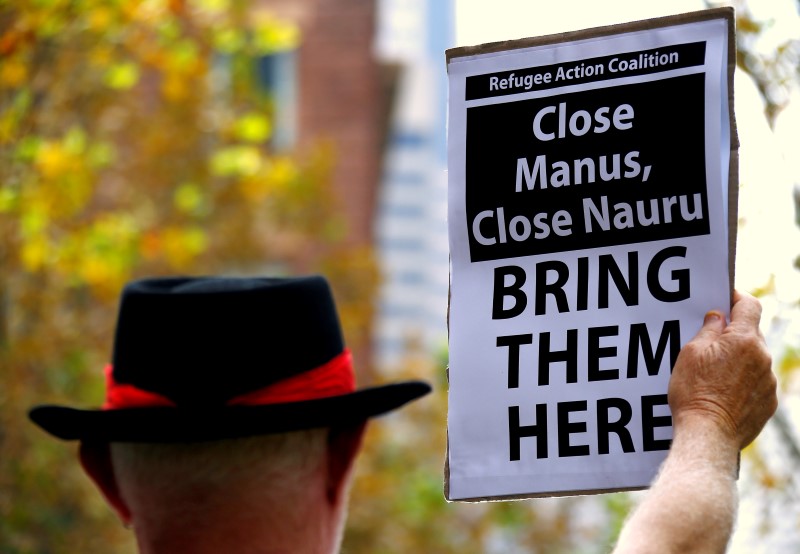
[446,8,738,501]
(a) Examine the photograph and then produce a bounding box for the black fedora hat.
[29,275,431,443]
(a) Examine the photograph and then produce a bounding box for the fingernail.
[705,311,723,323]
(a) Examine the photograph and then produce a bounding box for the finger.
[729,290,763,331]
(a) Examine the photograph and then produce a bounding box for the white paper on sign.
[446,9,736,501]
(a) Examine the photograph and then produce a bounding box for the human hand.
[668,290,777,450]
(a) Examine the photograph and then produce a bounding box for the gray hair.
[111,429,328,523]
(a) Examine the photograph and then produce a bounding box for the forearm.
[613,418,740,554]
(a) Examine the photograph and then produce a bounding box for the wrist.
[670,413,740,475]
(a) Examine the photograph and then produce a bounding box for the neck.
[136,529,329,554]
[132,494,346,554]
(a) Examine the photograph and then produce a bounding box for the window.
[255,49,297,151]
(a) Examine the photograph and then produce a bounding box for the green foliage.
[716,0,800,548]
[602,491,635,545]
[729,0,800,126]
[0,1,375,551]
[342,350,613,554]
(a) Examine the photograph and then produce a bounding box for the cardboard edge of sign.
[444,6,740,502]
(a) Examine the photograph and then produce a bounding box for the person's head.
[30,275,430,553]
[79,425,366,553]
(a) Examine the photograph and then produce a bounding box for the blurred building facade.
[261,0,386,246]
[258,0,397,378]
[260,0,453,370]
[374,0,454,368]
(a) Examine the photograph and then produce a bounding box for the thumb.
[689,310,726,346]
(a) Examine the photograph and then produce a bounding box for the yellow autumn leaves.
[1,3,374,553]
[0,0,306,295]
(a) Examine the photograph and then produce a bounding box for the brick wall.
[261,0,385,375]
[298,0,382,245]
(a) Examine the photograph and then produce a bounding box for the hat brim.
[29,381,431,443]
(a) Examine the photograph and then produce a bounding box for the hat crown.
[111,276,345,407]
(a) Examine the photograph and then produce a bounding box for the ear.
[79,441,132,525]
[326,422,367,505]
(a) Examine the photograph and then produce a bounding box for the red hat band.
[103,349,356,410]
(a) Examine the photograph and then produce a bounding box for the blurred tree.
[0,1,676,552]
[728,0,799,127]
[343,343,617,554]
[722,0,800,465]
[0,0,376,551]
[345,3,800,552]
[707,0,800,548]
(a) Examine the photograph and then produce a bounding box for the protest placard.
[445,8,738,501]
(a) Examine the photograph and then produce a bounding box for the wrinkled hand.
[669,290,778,449]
